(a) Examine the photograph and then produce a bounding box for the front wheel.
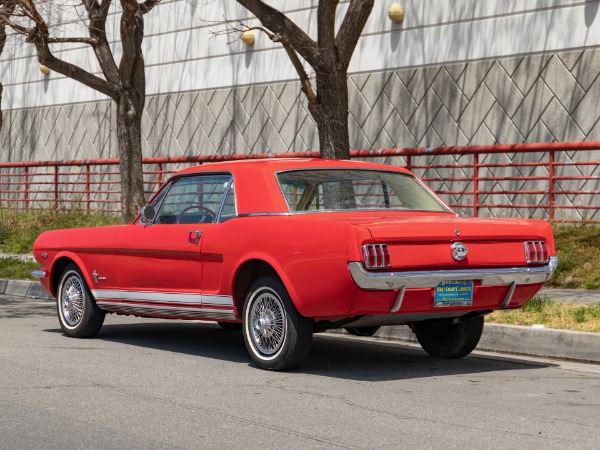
[415,316,484,359]
[242,277,313,370]
[57,264,105,338]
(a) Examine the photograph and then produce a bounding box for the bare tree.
[0,0,161,221]
[235,0,374,159]
[0,2,13,131]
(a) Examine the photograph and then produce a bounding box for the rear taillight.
[524,241,549,264]
[363,244,390,269]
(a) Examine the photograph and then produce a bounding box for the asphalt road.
[1,294,600,450]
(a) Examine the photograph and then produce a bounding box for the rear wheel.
[345,326,380,337]
[415,316,484,359]
[242,277,313,370]
[57,264,105,338]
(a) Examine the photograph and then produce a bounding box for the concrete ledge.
[332,323,600,364]
[478,323,600,363]
[0,278,52,300]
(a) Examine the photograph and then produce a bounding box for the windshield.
[277,169,449,213]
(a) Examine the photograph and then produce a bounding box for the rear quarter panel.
[202,216,361,319]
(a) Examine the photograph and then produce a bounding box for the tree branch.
[317,0,337,58]
[33,41,118,99]
[276,37,317,105]
[140,0,161,14]
[0,3,13,131]
[47,37,98,45]
[336,0,374,70]
[236,0,321,68]
[18,0,49,35]
[219,21,318,105]
[0,14,29,35]
[1,1,118,99]
[83,0,119,86]
[119,0,143,87]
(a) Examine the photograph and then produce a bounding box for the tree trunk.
[116,92,145,222]
[0,83,3,130]
[308,69,351,160]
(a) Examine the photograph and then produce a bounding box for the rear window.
[277,169,448,213]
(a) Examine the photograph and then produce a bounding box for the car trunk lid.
[350,215,549,270]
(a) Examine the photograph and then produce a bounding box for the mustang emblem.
[451,242,468,261]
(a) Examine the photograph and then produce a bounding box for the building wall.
[1,1,599,219]
[3,47,600,159]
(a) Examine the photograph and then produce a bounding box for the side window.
[155,175,232,225]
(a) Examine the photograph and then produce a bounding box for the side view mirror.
[140,204,156,224]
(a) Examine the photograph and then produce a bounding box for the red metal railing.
[0,141,599,222]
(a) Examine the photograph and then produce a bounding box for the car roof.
[176,158,412,175]
[160,158,416,215]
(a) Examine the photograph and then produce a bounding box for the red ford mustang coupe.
[32,158,557,370]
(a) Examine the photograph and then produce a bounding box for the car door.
[109,173,235,318]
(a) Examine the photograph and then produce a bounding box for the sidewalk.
[2,277,599,364]
[540,287,600,305]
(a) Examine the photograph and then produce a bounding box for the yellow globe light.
[388,4,404,23]
[241,30,255,46]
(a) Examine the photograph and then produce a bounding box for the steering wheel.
[177,205,217,224]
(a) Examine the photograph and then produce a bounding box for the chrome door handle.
[188,230,203,244]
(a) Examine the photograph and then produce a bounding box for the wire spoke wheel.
[243,277,313,370]
[57,265,105,338]
[61,275,86,327]
[249,292,286,356]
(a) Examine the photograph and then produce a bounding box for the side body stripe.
[91,289,236,321]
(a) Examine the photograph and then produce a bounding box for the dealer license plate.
[434,280,474,307]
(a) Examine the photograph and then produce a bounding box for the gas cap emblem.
[451,242,468,261]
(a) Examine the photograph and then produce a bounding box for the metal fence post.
[549,150,555,221]
[54,165,59,210]
[86,164,91,213]
[24,166,29,211]
[473,154,479,217]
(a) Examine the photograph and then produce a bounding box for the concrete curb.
[3,278,600,364]
[0,278,52,300]
[362,323,600,364]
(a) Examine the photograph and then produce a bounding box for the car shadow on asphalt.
[303,334,558,381]
[45,319,558,382]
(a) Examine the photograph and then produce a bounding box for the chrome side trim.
[349,256,558,290]
[31,269,46,279]
[237,212,292,217]
[96,302,236,321]
[91,289,234,306]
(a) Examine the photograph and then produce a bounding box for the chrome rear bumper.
[348,256,558,291]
